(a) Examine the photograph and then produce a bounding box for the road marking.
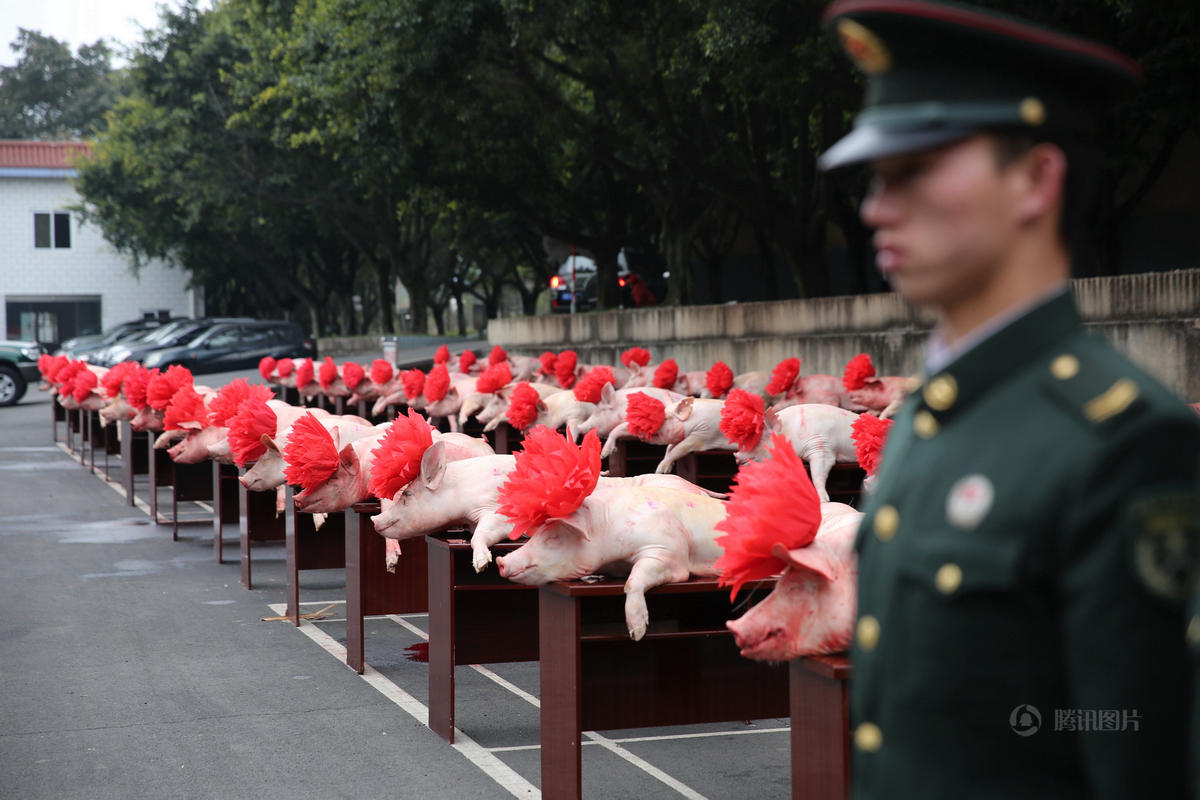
[268,603,539,799]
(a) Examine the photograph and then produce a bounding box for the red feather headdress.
[719,389,765,451]
[318,356,338,389]
[401,368,425,400]
[625,392,666,440]
[258,356,277,381]
[72,368,99,403]
[40,354,68,381]
[434,344,450,364]
[573,366,615,403]
[851,414,893,476]
[538,351,557,375]
[706,361,734,398]
[652,358,679,389]
[368,409,435,500]
[276,358,295,378]
[424,363,450,403]
[101,361,138,400]
[227,398,277,466]
[767,357,801,396]
[488,345,507,365]
[49,356,78,384]
[554,350,578,389]
[370,359,394,386]
[342,362,366,390]
[208,379,274,427]
[164,386,208,431]
[506,382,541,430]
[295,358,315,389]
[55,361,84,397]
[842,353,876,391]
[475,361,513,395]
[458,350,477,374]
[283,413,340,489]
[123,366,155,410]
[714,434,822,600]
[147,365,193,411]
[621,347,651,368]
[497,427,601,539]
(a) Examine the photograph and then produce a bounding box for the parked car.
[91,318,251,367]
[58,317,179,360]
[140,320,316,374]
[548,249,667,312]
[0,339,44,407]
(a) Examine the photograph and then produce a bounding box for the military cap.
[818,0,1142,170]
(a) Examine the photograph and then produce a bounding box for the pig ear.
[338,443,358,471]
[420,440,447,491]
[674,396,695,421]
[770,542,836,582]
[600,382,615,405]
[261,435,281,454]
[536,399,548,412]
[330,426,341,451]
[555,513,590,542]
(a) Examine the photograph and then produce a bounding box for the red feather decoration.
[401,369,425,400]
[37,353,51,378]
[318,356,338,389]
[434,344,450,364]
[42,354,66,382]
[488,345,507,365]
[147,365,193,410]
[573,366,615,403]
[625,392,666,439]
[123,366,155,409]
[295,358,315,389]
[497,427,601,539]
[370,359,394,386]
[276,358,294,378]
[72,368,98,402]
[283,413,340,489]
[621,347,651,368]
[342,362,366,390]
[719,389,765,450]
[227,398,277,466]
[554,350,578,389]
[475,361,513,394]
[706,361,734,398]
[538,351,557,375]
[715,434,822,600]
[851,414,893,476]
[652,358,679,389]
[424,363,450,403]
[258,356,276,381]
[164,386,208,430]
[101,361,137,399]
[368,409,435,500]
[49,355,77,384]
[506,382,541,430]
[208,379,274,427]
[842,353,876,391]
[55,361,83,397]
[458,350,477,373]
[767,357,801,396]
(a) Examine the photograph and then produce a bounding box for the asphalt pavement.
[0,340,794,800]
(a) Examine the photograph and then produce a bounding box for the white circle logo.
[1009,704,1042,737]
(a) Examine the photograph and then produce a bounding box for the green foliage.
[0,29,120,139]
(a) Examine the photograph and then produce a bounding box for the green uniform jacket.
[851,291,1199,798]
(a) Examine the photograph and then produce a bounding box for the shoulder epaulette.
[1040,345,1145,429]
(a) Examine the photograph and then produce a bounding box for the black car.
[59,317,179,360]
[549,249,667,312]
[92,318,252,367]
[140,321,315,374]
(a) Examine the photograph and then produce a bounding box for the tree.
[0,29,120,139]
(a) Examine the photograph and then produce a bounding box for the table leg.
[790,661,851,800]
[345,509,367,674]
[285,486,300,625]
[540,588,583,800]
[427,541,455,742]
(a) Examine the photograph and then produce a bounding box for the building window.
[33,212,71,249]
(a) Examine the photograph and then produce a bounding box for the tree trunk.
[406,273,429,335]
[661,218,696,307]
[593,243,621,310]
[374,264,395,334]
[454,288,467,336]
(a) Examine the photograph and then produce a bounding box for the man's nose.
[860,179,898,229]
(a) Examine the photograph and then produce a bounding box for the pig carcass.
[573,383,684,440]
[842,353,915,418]
[600,394,737,474]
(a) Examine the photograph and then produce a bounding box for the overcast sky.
[0,0,183,67]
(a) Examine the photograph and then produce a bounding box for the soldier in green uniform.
[817,1,1200,796]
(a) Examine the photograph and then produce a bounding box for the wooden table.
[344,501,429,673]
[118,419,149,506]
[146,434,175,524]
[283,485,347,624]
[234,480,285,588]
[426,535,538,742]
[51,398,66,443]
[605,440,739,493]
[209,461,241,557]
[538,576,789,800]
[790,654,851,800]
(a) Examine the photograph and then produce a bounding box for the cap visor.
[818,125,973,171]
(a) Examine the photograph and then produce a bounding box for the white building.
[0,140,202,348]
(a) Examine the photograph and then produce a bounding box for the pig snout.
[726,613,786,660]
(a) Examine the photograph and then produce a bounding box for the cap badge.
[837,19,892,75]
[946,474,994,530]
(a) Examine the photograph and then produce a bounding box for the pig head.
[99,397,136,427]
[168,426,229,464]
[130,406,164,433]
[726,503,861,661]
[844,376,914,418]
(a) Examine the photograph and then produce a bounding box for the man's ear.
[1011,142,1067,227]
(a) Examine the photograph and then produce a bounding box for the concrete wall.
[489,269,1200,401]
[1,175,200,337]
